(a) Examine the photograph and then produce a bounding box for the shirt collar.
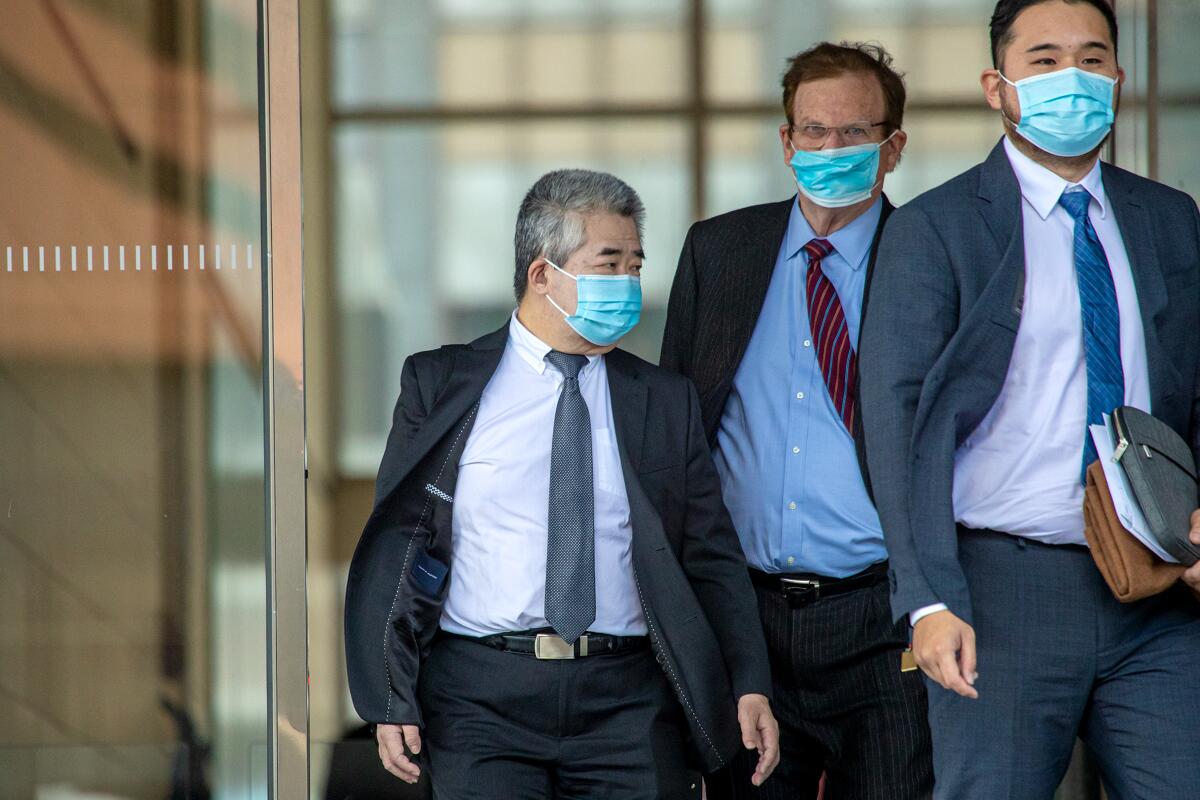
[507,311,600,376]
[784,195,883,271]
[1002,135,1108,221]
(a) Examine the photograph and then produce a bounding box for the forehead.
[790,72,886,122]
[1007,0,1114,49]
[580,212,640,250]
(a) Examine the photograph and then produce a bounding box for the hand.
[376,723,422,784]
[1182,510,1200,595]
[912,609,979,699]
[737,693,780,786]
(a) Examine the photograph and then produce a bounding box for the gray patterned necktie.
[543,350,596,644]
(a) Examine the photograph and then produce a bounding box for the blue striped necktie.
[1059,188,1124,482]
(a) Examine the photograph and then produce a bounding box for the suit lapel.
[604,350,648,474]
[977,139,1028,331]
[374,325,508,507]
[717,199,794,381]
[1102,165,1175,399]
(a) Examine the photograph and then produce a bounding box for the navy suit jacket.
[860,138,1200,624]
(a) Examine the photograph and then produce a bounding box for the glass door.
[0,1,305,797]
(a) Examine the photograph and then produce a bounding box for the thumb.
[402,724,422,755]
[959,625,978,685]
[741,711,763,750]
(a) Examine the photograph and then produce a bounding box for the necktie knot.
[803,238,834,263]
[545,350,588,380]
[1058,189,1092,222]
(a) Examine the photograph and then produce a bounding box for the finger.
[938,648,978,699]
[1190,510,1200,544]
[917,650,943,689]
[377,738,419,783]
[380,731,421,781]
[1183,562,1200,589]
[739,708,763,751]
[959,628,978,687]
[753,718,780,784]
[402,724,423,755]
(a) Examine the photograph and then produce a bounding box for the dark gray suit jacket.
[344,325,771,773]
[860,138,1200,624]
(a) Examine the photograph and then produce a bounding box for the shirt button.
[796,392,805,400]
[787,556,795,565]
[792,446,800,454]
[803,339,812,347]
[788,501,797,510]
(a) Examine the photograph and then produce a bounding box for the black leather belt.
[749,561,888,608]
[441,629,650,660]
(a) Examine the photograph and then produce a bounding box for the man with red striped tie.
[661,41,932,799]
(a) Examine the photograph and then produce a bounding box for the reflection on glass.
[0,2,269,797]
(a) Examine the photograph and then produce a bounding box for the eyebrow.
[595,247,646,259]
[1026,41,1110,54]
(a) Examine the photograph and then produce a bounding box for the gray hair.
[513,169,646,300]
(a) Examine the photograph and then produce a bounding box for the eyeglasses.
[791,121,890,146]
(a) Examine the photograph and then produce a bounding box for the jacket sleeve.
[859,205,966,623]
[1189,199,1200,468]
[344,355,432,727]
[677,381,772,700]
[659,224,700,374]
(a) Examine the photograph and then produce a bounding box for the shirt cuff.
[909,602,949,628]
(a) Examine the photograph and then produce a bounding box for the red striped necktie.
[803,238,856,432]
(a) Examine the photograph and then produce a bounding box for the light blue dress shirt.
[713,197,886,576]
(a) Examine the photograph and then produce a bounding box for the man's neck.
[1004,128,1100,184]
[797,193,877,238]
[515,304,609,357]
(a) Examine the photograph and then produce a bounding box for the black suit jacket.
[344,325,772,773]
[860,139,1200,623]
[660,194,895,488]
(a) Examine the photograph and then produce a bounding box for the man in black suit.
[860,1,1200,797]
[661,43,932,799]
[345,168,779,798]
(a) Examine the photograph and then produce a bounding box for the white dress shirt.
[439,312,647,637]
[913,137,1151,626]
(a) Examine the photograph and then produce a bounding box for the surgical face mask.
[1000,67,1116,157]
[787,130,897,209]
[544,259,641,346]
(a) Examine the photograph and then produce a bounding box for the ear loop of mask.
[542,258,576,319]
[996,72,1023,129]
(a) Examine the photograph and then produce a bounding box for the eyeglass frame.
[787,120,894,147]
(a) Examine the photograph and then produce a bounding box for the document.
[1090,414,1181,564]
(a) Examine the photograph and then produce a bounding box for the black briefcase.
[1111,406,1200,565]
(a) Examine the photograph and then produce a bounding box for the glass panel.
[333,0,688,108]
[334,119,688,475]
[0,1,272,797]
[1157,0,1200,199]
[706,0,996,104]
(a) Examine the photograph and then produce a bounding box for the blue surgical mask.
[1001,67,1116,157]
[788,130,897,208]
[544,260,641,346]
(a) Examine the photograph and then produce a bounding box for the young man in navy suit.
[861,1,1200,797]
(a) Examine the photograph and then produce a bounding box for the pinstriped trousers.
[710,576,933,800]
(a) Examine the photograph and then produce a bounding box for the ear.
[527,258,551,296]
[981,68,1004,112]
[883,129,907,173]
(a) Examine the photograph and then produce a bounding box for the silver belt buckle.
[780,577,821,604]
[533,633,578,659]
